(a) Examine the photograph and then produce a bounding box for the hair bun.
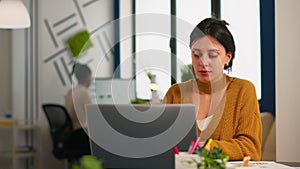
[208,18,229,26]
[221,20,229,26]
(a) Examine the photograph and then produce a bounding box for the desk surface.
[278,162,300,167]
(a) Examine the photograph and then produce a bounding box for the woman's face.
[191,35,232,83]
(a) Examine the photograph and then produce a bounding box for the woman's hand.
[198,139,213,151]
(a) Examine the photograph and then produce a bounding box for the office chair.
[42,103,91,165]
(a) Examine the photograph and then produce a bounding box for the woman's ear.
[226,52,233,63]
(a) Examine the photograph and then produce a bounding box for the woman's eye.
[208,51,219,58]
[193,52,202,58]
[209,54,218,59]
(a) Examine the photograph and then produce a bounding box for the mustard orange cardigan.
[162,75,262,160]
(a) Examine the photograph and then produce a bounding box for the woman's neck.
[196,74,227,94]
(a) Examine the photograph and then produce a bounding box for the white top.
[197,115,214,131]
[65,84,94,129]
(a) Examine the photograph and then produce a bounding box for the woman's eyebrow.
[208,49,220,52]
[191,48,201,52]
[192,48,219,52]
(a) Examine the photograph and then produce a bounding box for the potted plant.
[176,146,229,169]
[195,147,229,169]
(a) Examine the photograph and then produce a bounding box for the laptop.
[86,104,197,169]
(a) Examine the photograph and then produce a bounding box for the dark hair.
[72,63,91,83]
[190,18,235,71]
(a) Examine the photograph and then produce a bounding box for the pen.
[204,138,212,150]
[187,140,195,153]
[189,136,201,154]
[173,146,179,154]
[198,138,213,151]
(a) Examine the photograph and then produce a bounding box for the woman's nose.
[199,56,209,66]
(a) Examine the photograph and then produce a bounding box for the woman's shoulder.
[226,75,256,91]
[166,79,196,93]
[171,79,196,88]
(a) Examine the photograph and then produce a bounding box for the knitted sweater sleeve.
[162,84,179,104]
[210,81,262,161]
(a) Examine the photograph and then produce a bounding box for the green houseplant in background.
[67,30,94,58]
[131,98,148,104]
[72,155,104,169]
[130,71,154,104]
[181,64,195,82]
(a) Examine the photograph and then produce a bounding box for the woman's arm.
[210,81,262,161]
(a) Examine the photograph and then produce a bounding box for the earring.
[226,63,229,66]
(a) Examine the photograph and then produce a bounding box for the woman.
[163,18,262,160]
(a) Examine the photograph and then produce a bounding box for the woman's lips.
[198,70,211,75]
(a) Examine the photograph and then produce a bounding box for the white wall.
[276,0,300,162]
[11,29,26,120]
[0,30,11,117]
[39,0,115,105]
[120,0,134,79]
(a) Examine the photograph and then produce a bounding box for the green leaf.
[81,155,103,169]
[67,30,94,58]
[72,164,81,169]
[146,71,153,80]
[72,155,104,169]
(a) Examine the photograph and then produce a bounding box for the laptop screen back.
[86,104,196,169]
